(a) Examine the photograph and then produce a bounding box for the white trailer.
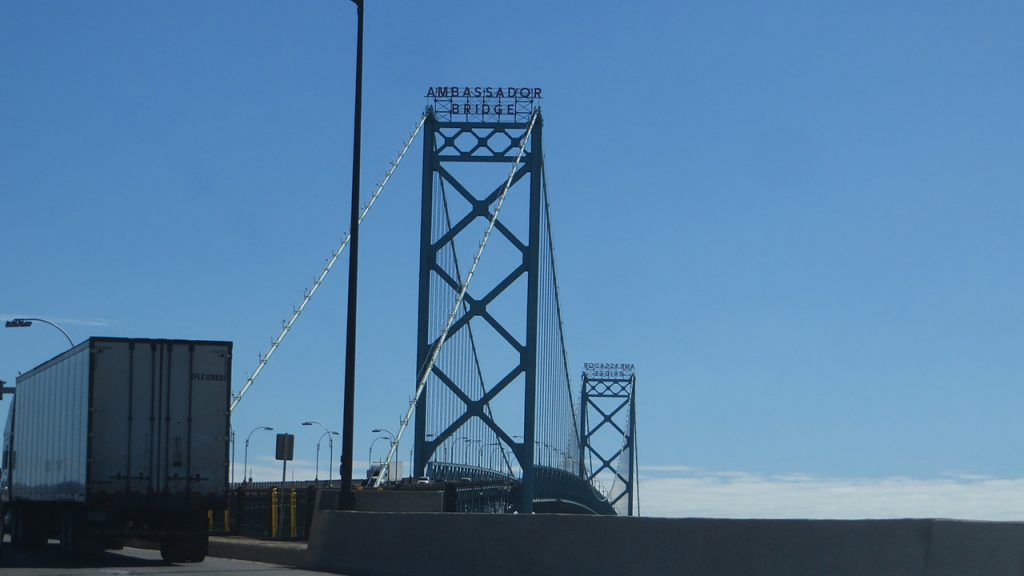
[1,338,231,561]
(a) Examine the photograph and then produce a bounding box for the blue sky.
[2,1,1023,517]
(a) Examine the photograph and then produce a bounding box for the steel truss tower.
[414,107,544,512]
[580,367,638,516]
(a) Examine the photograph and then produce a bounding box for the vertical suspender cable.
[541,158,582,468]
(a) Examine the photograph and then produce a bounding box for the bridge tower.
[413,90,551,512]
[580,364,638,516]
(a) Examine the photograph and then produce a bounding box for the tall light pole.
[5,317,74,348]
[466,439,481,467]
[311,430,332,483]
[303,421,338,483]
[372,428,396,482]
[340,0,365,511]
[326,431,339,484]
[368,435,389,482]
[243,426,274,483]
[535,441,551,467]
[482,441,501,469]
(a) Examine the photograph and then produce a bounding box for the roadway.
[0,540,333,575]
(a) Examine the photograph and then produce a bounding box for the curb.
[125,536,310,569]
[208,536,309,567]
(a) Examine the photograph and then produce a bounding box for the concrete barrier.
[926,520,1024,576]
[353,490,445,512]
[306,512,1024,576]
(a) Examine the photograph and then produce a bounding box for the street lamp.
[368,435,389,482]
[339,0,366,511]
[482,441,501,469]
[303,421,338,484]
[321,431,340,483]
[557,446,573,469]
[424,433,436,468]
[372,428,396,483]
[465,438,481,466]
[535,441,553,467]
[243,426,274,483]
[449,435,471,463]
[5,317,74,348]
[425,433,453,464]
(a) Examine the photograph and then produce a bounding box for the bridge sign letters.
[584,362,635,380]
[427,85,542,122]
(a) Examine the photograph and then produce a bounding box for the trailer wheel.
[59,510,78,560]
[12,506,46,548]
[159,539,188,563]
[185,534,208,562]
[60,508,102,561]
[160,532,207,563]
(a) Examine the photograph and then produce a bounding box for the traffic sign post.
[276,433,294,482]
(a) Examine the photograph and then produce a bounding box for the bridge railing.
[532,466,615,515]
[428,461,517,483]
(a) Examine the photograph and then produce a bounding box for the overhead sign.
[584,362,635,380]
[427,85,542,122]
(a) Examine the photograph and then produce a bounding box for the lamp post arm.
[11,317,74,348]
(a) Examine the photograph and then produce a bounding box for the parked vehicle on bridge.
[0,338,231,562]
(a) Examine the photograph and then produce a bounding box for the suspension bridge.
[232,91,638,516]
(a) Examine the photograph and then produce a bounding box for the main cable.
[230,112,427,413]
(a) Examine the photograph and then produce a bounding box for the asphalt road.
[0,541,332,576]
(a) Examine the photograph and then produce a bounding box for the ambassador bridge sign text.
[427,85,542,122]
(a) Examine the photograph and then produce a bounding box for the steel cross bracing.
[580,371,638,516]
[375,109,540,491]
[405,108,585,512]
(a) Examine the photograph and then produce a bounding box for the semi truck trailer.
[0,337,231,561]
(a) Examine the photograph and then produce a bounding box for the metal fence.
[451,482,518,513]
[207,480,520,541]
[209,482,322,540]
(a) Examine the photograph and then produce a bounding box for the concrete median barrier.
[307,512,1024,576]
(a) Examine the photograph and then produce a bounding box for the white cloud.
[637,468,1024,520]
[228,458,1024,521]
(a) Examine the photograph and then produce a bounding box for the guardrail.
[207,478,524,540]
[208,484,319,540]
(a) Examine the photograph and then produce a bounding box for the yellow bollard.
[290,489,297,539]
[271,488,279,539]
[224,509,230,533]
[207,510,213,531]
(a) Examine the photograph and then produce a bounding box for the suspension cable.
[541,157,583,467]
[632,375,640,516]
[375,110,539,487]
[230,112,427,413]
